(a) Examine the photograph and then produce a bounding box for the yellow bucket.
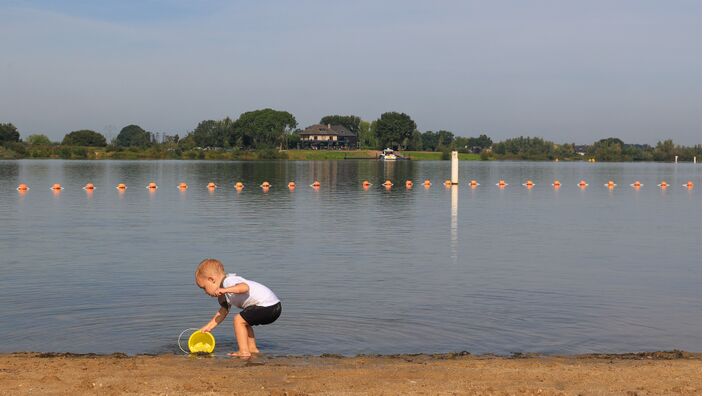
[187,331,215,353]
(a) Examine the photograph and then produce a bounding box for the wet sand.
[1,351,700,395]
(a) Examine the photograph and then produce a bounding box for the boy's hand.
[215,288,227,296]
[200,323,216,333]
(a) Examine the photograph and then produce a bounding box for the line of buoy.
[14,180,697,193]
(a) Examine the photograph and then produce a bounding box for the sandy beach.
[0,351,699,395]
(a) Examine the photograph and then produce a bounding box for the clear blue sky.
[0,0,700,144]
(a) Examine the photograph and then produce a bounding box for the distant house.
[297,124,357,149]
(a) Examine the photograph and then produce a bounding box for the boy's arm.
[216,282,249,296]
[200,306,229,333]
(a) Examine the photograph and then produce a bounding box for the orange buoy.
[552,180,561,188]
[288,181,296,189]
[405,180,413,188]
[578,180,588,188]
[630,181,642,188]
[234,182,244,190]
[605,180,616,189]
[496,180,507,187]
[116,183,127,190]
[659,181,669,188]
[383,180,393,187]
[51,183,63,191]
[523,180,535,188]
[311,181,321,188]
[362,180,371,188]
[261,181,271,188]
[469,180,479,188]
[16,183,29,191]
[684,180,694,189]
[207,182,217,189]
[423,179,432,186]
[178,182,188,190]
[83,183,95,190]
[147,182,158,190]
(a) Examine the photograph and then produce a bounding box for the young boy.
[195,258,282,357]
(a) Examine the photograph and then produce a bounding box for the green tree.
[233,108,297,149]
[191,120,222,148]
[62,130,107,146]
[27,134,52,145]
[653,139,675,161]
[0,123,20,144]
[320,115,361,136]
[115,125,151,148]
[358,120,378,149]
[375,112,416,149]
[436,130,454,148]
[468,134,492,150]
[493,136,556,160]
[590,138,624,161]
[453,136,470,152]
[421,131,438,151]
[407,130,423,150]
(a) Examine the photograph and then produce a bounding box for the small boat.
[380,148,397,161]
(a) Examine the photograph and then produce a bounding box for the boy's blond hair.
[195,258,225,279]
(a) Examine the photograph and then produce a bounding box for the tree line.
[0,109,700,161]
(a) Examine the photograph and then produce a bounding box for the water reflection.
[450,185,458,263]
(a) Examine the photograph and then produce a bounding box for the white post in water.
[675,155,678,164]
[694,156,697,163]
[451,151,459,185]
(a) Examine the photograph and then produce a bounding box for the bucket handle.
[177,328,201,354]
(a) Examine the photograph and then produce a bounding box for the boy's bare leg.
[227,314,251,358]
[246,325,260,353]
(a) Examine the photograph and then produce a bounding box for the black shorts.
[240,302,282,326]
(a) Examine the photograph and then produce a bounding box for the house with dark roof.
[296,124,357,149]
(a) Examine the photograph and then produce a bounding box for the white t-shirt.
[218,274,280,309]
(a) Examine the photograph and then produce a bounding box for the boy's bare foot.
[227,351,252,358]
[250,349,261,354]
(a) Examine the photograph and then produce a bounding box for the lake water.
[0,160,700,356]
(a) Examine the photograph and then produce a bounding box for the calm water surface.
[0,160,700,355]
